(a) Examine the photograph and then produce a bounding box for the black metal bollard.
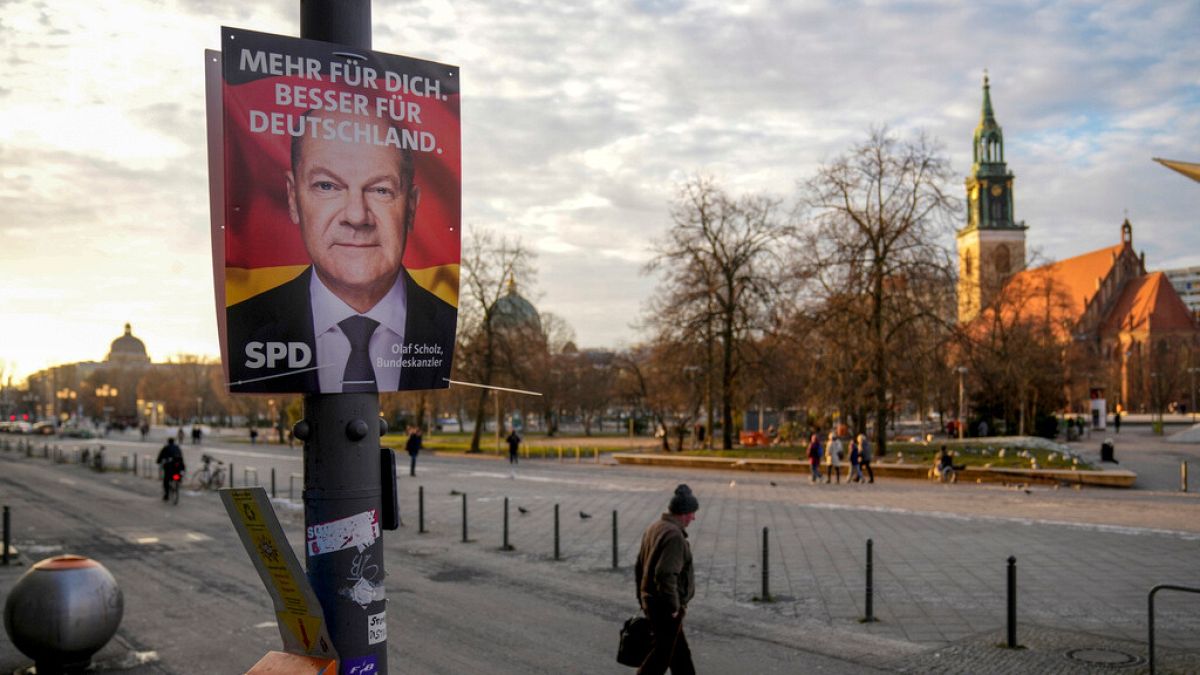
[761,527,770,601]
[612,510,619,569]
[502,497,513,550]
[271,468,277,498]
[418,486,426,534]
[1006,556,1018,648]
[461,493,468,543]
[1182,461,1188,493]
[230,462,234,488]
[864,538,876,622]
[2,506,10,566]
[553,504,560,560]
[133,453,138,477]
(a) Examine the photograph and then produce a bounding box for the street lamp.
[95,385,118,426]
[56,388,77,422]
[956,366,968,440]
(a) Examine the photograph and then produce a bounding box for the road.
[2,427,1200,673]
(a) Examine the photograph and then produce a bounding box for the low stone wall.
[610,453,1136,488]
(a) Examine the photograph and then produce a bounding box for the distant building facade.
[956,77,1199,413]
[25,323,164,425]
[1164,266,1200,323]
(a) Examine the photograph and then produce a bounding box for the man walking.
[405,426,423,477]
[635,484,698,675]
[506,430,521,465]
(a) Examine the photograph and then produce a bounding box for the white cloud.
[1,0,1197,377]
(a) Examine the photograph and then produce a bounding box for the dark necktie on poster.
[339,315,379,393]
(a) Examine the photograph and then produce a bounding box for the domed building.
[25,323,154,424]
[490,276,542,334]
[106,323,151,366]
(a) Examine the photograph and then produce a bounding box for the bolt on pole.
[502,497,513,550]
[2,506,10,565]
[1006,556,1018,648]
[760,527,770,602]
[418,485,426,533]
[611,510,619,569]
[461,492,469,542]
[864,538,876,622]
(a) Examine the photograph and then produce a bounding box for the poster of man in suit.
[210,27,460,393]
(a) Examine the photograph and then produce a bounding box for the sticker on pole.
[307,510,380,556]
[221,487,337,660]
[367,612,387,645]
[207,26,461,394]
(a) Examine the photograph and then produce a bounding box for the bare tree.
[798,128,958,456]
[646,176,791,449]
[616,341,704,452]
[455,228,537,452]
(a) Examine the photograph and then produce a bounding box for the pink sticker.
[306,510,380,556]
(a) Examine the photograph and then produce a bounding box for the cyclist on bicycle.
[156,437,185,500]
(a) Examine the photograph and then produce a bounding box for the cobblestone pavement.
[2,427,1199,673]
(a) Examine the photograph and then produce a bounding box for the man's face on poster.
[287,120,418,311]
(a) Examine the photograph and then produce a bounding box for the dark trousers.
[408,452,418,476]
[161,467,176,498]
[638,607,694,675]
[826,465,841,483]
[861,460,874,482]
[509,450,518,464]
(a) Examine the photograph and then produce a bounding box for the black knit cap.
[668,484,699,514]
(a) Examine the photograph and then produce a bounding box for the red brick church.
[956,76,1198,414]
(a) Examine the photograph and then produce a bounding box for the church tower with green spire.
[957,72,1028,323]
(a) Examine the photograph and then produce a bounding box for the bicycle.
[167,467,183,505]
[192,453,226,490]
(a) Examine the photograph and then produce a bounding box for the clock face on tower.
[991,185,1003,197]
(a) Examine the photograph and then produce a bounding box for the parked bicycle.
[192,453,226,490]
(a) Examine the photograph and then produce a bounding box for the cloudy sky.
[2,0,1197,380]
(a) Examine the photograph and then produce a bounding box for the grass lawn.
[381,431,637,459]
[675,439,1094,471]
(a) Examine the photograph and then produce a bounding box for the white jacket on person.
[825,437,843,467]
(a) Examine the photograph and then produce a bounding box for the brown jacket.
[635,513,694,614]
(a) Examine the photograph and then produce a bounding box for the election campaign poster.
[207,27,460,394]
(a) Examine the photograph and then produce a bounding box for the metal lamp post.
[95,385,118,427]
[56,388,77,423]
[956,366,968,440]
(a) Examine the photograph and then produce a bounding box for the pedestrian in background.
[506,429,521,464]
[857,433,875,483]
[848,436,863,483]
[825,432,843,484]
[806,434,823,483]
[405,426,423,476]
[635,484,699,675]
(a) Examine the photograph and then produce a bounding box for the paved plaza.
[1,425,1199,673]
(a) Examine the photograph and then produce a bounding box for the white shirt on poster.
[309,271,408,392]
